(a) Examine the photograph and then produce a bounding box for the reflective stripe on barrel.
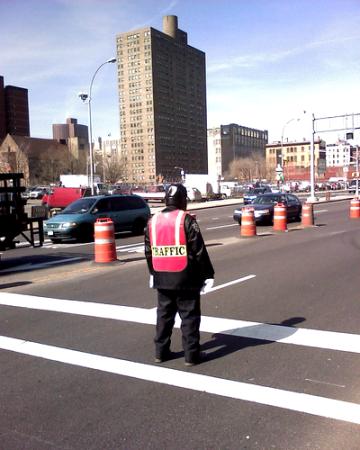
[94,218,117,263]
[273,203,287,232]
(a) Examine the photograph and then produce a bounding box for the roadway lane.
[0,199,352,276]
[1,198,360,448]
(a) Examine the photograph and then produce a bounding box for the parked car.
[348,180,360,194]
[44,194,151,243]
[29,186,49,199]
[243,186,272,205]
[233,193,302,225]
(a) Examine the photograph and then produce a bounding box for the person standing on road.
[144,183,215,366]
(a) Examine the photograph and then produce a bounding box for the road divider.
[94,218,117,263]
[273,203,287,232]
[302,202,314,227]
[240,207,256,237]
[349,198,360,219]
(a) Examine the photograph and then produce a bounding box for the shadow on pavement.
[201,316,306,362]
[0,281,32,289]
[0,252,91,275]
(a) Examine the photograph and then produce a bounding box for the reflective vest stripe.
[151,213,158,246]
[175,210,184,245]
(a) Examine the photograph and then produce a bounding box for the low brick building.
[0,134,72,185]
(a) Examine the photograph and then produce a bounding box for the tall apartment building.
[0,75,30,141]
[116,15,207,184]
[207,124,268,178]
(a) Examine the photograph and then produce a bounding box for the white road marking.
[115,242,143,250]
[0,257,83,274]
[305,379,346,388]
[1,335,360,425]
[117,243,144,253]
[1,293,360,354]
[204,275,256,294]
[206,223,238,230]
[314,209,328,214]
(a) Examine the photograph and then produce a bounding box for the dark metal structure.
[0,173,44,250]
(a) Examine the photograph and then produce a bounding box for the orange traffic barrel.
[94,218,117,263]
[241,207,256,237]
[350,197,360,219]
[273,202,287,232]
[302,202,314,227]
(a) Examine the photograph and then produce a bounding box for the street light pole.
[280,112,306,190]
[308,113,317,202]
[80,57,116,195]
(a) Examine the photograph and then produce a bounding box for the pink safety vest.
[149,209,188,272]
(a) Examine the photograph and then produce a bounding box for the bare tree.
[228,155,268,182]
[99,153,126,184]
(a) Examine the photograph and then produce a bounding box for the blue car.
[44,194,151,243]
[243,186,272,205]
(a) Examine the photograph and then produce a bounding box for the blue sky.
[1,0,360,143]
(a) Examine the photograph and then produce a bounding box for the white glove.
[200,278,214,295]
[149,275,154,288]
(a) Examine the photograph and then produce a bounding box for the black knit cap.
[165,184,187,210]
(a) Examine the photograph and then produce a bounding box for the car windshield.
[63,197,97,214]
[253,195,282,205]
[246,188,265,195]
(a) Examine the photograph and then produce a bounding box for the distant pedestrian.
[145,184,214,366]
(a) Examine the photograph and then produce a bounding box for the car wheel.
[79,224,94,242]
[50,238,62,244]
[132,218,146,235]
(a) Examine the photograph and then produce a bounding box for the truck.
[0,173,45,250]
[183,174,232,200]
[59,174,106,194]
[132,185,166,202]
[42,186,92,216]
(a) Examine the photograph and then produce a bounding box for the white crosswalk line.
[1,292,360,354]
[1,335,360,425]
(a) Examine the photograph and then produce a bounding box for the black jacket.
[145,206,215,290]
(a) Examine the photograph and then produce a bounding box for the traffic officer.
[144,183,215,366]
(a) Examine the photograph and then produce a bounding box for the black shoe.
[184,352,206,367]
[154,351,174,363]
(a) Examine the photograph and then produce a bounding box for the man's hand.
[149,275,154,288]
[200,278,214,295]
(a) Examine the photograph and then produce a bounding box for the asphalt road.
[1,200,360,449]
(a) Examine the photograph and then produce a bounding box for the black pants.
[155,289,201,363]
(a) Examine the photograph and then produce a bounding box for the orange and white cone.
[241,207,256,237]
[273,202,287,232]
[350,198,360,219]
[301,202,314,227]
[94,218,117,263]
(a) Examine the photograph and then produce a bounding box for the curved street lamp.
[280,111,307,189]
[79,57,116,195]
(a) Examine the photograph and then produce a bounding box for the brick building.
[0,75,30,141]
[116,15,207,183]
